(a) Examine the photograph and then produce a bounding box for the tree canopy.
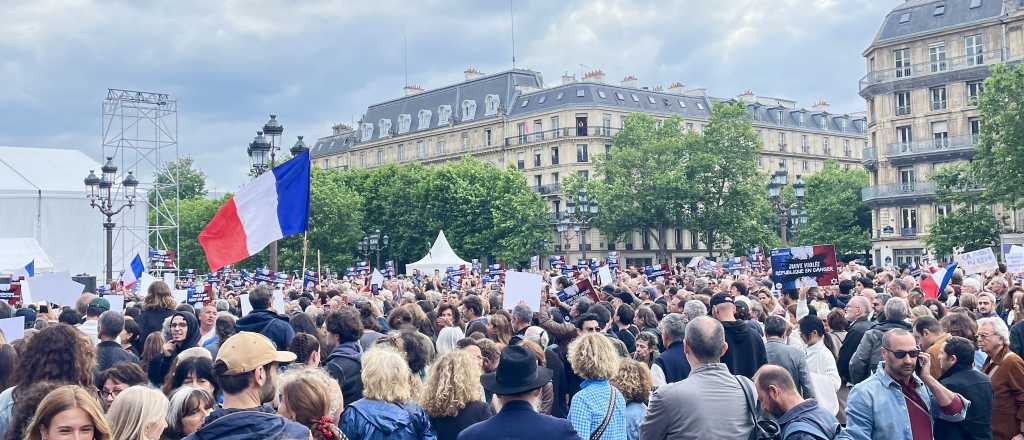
[795,160,871,257]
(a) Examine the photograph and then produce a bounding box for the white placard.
[0,317,25,342]
[163,273,176,289]
[272,290,286,314]
[105,295,125,312]
[138,273,159,297]
[502,271,543,311]
[240,293,252,316]
[955,247,999,275]
[370,269,384,287]
[1007,245,1024,274]
[598,266,614,287]
[27,272,84,307]
[687,257,701,268]
[172,289,188,305]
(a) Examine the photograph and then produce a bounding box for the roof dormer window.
[647,96,656,104]
[576,89,585,97]
[899,12,911,23]
[970,0,982,9]
[933,4,945,15]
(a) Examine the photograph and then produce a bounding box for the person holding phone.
[147,311,200,386]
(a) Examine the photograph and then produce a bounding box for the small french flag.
[120,254,145,287]
[921,263,957,299]
[199,150,310,271]
[14,259,34,279]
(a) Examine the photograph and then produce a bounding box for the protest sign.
[163,273,176,289]
[558,278,599,306]
[172,289,188,304]
[770,245,839,290]
[0,317,25,342]
[0,276,19,301]
[955,248,999,275]
[370,269,384,287]
[138,273,158,296]
[272,290,286,314]
[1006,245,1024,273]
[598,266,614,287]
[240,293,253,316]
[27,272,84,306]
[104,295,125,312]
[530,256,540,271]
[503,271,543,311]
[186,286,209,304]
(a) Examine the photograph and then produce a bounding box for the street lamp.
[359,230,390,268]
[290,136,308,157]
[84,157,140,286]
[564,187,599,260]
[767,166,807,246]
[246,114,297,272]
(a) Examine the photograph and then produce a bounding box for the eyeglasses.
[977,333,995,341]
[883,346,921,359]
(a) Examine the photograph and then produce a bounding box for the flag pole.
[317,249,322,283]
[301,231,309,290]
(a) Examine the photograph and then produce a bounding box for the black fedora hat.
[481,345,553,395]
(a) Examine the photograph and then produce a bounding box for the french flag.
[199,150,310,271]
[120,254,145,287]
[921,262,957,299]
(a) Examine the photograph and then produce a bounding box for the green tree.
[971,63,1024,208]
[174,196,227,271]
[795,160,871,256]
[588,113,692,262]
[149,158,209,251]
[686,102,773,257]
[924,164,1002,257]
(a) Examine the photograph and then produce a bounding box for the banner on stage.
[770,245,839,290]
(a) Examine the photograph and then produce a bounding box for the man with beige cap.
[184,332,309,440]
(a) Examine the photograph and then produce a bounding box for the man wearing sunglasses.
[840,329,968,440]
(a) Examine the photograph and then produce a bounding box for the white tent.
[0,237,55,273]
[0,147,148,278]
[405,230,472,275]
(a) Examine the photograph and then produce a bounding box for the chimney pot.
[621,75,639,89]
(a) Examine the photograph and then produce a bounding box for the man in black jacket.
[323,307,364,406]
[711,293,766,378]
[234,286,294,351]
[94,310,140,384]
[837,296,873,383]
[935,336,992,440]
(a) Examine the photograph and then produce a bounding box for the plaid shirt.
[569,379,628,440]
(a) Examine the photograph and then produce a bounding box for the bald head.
[754,365,797,394]
[685,316,726,364]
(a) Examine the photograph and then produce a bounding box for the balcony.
[505,126,620,147]
[861,181,936,206]
[885,135,977,166]
[862,146,878,170]
[859,50,1004,97]
[530,183,563,197]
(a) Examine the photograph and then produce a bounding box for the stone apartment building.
[311,68,866,266]
[861,0,1024,266]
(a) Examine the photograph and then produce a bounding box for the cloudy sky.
[1,0,895,191]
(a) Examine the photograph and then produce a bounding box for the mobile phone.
[916,357,924,374]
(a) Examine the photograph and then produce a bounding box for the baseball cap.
[709,292,735,307]
[88,297,111,313]
[216,332,296,375]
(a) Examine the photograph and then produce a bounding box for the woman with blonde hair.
[610,360,653,440]
[106,385,168,440]
[419,350,492,440]
[340,347,435,440]
[278,370,347,440]
[567,333,627,440]
[24,385,112,440]
[487,313,512,347]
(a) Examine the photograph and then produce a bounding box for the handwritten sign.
[1006,245,1024,274]
[955,248,999,275]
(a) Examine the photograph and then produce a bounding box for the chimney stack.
[582,69,606,83]
[621,75,639,89]
[737,90,755,103]
[464,67,484,81]
[812,99,830,112]
[683,87,707,97]
[403,85,424,96]
[561,72,577,85]
[667,82,685,95]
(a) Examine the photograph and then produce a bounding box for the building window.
[359,151,366,167]
[900,207,918,233]
[801,135,809,153]
[929,42,947,72]
[930,86,947,110]
[777,132,786,152]
[602,114,612,135]
[551,172,559,184]
[931,121,949,148]
[605,144,612,157]
[516,122,527,144]
[969,117,982,143]
[965,34,984,66]
[823,137,831,156]
[417,141,426,158]
[620,115,628,129]
[686,122,694,132]
[967,81,983,105]
[397,144,405,162]
[936,204,952,218]
[534,175,542,187]
[377,149,384,164]
[894,91,911,116]
[894,48,911,78]
[532,119,543,141]
[461,132,470,150]
[516,152,525,170]
[576,144,589,162]
[898,166,915,189]
[551,146,560,165]
[802,160,809,171]
[533,149,542,167]
[577,170,589,180]
[436,140,446,155]
[418,110,432,130]
[484,129,492,146]
[551,116,561,137]
[896,125,913,151]
[844,139,852,157]
[484,94,500,116]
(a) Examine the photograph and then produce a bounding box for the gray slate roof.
[872,0,1006,45]
[742,102,867,135]
[311,131,357,158]
[507,82,714,119]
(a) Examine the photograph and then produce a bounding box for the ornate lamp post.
[360,230,389,268]
[767,167,807,246]
[565,187,599,260]
[84,157,139,285]
[245,114,292,272]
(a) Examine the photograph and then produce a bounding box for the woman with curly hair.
[23,385,111,440]
[0,324,96,434]
[610,360,653,440]
[340,347,435,440]
[278,370,348,440]
[419,350,491,440]
[567,333,626,440]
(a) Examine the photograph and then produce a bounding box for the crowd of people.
[0,258,1021,440]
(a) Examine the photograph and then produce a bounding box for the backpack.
[782,420,841,440]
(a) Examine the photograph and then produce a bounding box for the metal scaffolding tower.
[101,89,180,275]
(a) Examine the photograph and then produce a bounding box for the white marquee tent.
[0,147,147,278]
[405,230,471,275]
[0,237,55,273]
